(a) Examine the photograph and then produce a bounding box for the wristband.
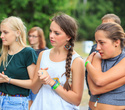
[52,82,60,90]
[85,61,91,67]
[8,78,11,84]
[51,79,58,89]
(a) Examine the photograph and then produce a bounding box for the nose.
[0,32,4,39]
[49,32,54,39]
[96,43,101,51]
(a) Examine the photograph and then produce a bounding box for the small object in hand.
[41,72,43,74]
[2,71,4,75]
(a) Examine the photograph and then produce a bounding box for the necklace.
[94,52,122,107]
[4,54,15,71]
[4,47,20,71]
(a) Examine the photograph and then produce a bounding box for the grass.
[74,41,89,58]
[74,41,90,108]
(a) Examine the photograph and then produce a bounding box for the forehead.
[50,21,62,31]
[95,30,109,41]
[29,30,38,35]
[102,18,114,23]
[1,22,11,30]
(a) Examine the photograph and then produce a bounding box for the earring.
[64,43,71,50]
[16,37,18,42]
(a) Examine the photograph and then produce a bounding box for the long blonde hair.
[0,16,27,66]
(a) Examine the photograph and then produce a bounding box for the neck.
[52,47,69,55]
[113,49,122,58]
[32,44,39,50]
[8,43,23,55]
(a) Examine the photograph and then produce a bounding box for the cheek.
[103,46,115,57]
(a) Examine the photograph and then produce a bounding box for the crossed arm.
[86,52,125,95]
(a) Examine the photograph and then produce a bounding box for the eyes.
[100,42,104,44]
[49,29,60,35]
[96,41,104,45]
[0,31,9,35]
[28,35,38,38]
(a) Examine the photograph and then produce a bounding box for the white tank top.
[30,49,81,110]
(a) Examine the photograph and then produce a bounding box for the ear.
[66,36,71,42]
[114,39,120,47]
[15,30,21,37]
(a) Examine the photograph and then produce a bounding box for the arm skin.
[54,57,85,106]
[87,52,125,95]
[31,51,45,94]
[0,63,36,89]
[86,52,125,86]
[88,75,125,95]
[33,52,85,106]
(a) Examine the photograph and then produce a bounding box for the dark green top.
[0,47,37,96]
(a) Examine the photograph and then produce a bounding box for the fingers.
[39,73,51,85]
[41,67,48,70]
[2,71,4,75]
[90,51,97,57]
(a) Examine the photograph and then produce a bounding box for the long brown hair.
[28,27,46,49]
[52,13,78,90]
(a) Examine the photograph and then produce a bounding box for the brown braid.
[64,40,74,91]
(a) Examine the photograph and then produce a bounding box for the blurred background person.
[28,27,48,56]
[28,26,48,109]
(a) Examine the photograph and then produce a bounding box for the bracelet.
[85,61,91,67]
[51,79,58,89]
[8,78,11,84]
[51,79,60,90]
[52,82,60,90]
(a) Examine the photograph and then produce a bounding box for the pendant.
[4,68,6,71]
[94,100,98,107]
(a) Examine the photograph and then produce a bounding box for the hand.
[0,71,9,83]
[38,70,51,85]
[86,51,97,63]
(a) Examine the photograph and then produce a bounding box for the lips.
[99,52,103,56]
[2,40,5,42]
[50,40,55,43]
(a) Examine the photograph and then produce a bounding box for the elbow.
[74,97,82,106]
[91,89,99,95]
[31,87,39,94]
[94,78,105,86]
[74,101,81,106]
[90,86,102,95]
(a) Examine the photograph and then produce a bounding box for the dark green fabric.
[0,47,37,96]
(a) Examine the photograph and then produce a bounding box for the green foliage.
[0,0,125,48]
[0,0,77,48]
[108,0,125,28]
[73,0,114,40]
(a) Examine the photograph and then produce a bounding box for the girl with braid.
[30,13,85,110]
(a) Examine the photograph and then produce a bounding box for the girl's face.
[95,30,118,59]
[49,21,70,48]
[28,31,39,46]
[0,23,17,46]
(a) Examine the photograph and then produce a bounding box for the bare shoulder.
[37,51,46,62]
[93,52,101,62]
[72,53,84,66]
